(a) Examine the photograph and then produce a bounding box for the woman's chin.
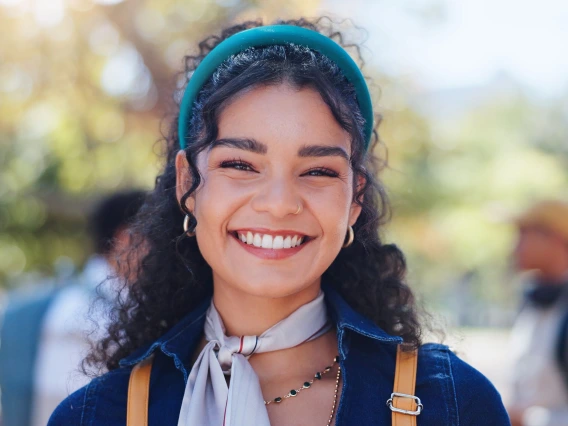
[219,276,320,300]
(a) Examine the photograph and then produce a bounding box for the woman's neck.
[203,276,338,387]
[211,277,322,337]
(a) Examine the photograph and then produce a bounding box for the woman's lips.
[229,232,310,260]
[233,230,307,249]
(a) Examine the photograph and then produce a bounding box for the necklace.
[264,356,342,426]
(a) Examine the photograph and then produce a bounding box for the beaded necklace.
[264,356,341,426]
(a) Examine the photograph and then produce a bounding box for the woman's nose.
[250,176,301,218]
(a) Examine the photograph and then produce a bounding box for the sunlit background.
[1,0,567,402]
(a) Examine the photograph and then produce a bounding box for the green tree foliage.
[380,84,568,319]
[0,0,320,284]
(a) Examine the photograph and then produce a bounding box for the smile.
[234,231,306,249]
[229,229,312,260]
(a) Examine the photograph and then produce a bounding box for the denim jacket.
[48,287,511,425]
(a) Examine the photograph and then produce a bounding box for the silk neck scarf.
[177,291,331,426]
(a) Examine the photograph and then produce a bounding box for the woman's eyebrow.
[298,145,349,161]
[210,138,267,154]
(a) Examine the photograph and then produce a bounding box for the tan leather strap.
[390,345,420,426]
[126,347,417,425]
[127,355,154,426]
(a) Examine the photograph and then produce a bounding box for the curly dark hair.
[87,17,423,372]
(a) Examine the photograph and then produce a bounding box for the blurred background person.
[0,190,145,426]
[507,200,568,426]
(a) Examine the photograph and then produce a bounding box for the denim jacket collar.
[323,286,402,344]
[119,285,402,378]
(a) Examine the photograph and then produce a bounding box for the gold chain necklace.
[264,356,341,426]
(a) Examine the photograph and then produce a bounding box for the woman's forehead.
[216,84,351,153]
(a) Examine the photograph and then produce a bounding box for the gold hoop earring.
[183,214,196,237]
[342,226,354,248]
[293,203,302,215]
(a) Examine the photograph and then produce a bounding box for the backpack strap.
[387,345,422,426]
[127,355,154,426]
[127,345,420,426]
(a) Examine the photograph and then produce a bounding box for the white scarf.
[177,291,331,426]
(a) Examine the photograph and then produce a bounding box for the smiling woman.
[176,85,359,291]
[48,18,511,426]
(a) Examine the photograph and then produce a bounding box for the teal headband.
[178,25,373,150]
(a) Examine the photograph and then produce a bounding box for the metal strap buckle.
[386,392,423,416]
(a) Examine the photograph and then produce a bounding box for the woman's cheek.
[303,182,352,216]
[199,174,254,205]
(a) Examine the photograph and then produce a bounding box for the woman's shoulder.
[417,342,499,393]
[47,367,132,425]
[417,343,510,425]
[48,351,187,426]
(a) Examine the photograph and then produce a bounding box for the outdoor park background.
[1,0,568,403]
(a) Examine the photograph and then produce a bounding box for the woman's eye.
[304,168,339,178]
[220,160,255,172]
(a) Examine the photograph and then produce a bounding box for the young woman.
[48,18,510,426]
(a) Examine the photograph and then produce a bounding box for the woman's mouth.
[229,230,312,259]
[232,231,307,249]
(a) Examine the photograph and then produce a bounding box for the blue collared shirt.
[48,287,511,425]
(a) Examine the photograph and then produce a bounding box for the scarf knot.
[214,335,259,372]
[177,291,331,426]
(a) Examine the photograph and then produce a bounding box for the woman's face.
[176,84,362,299]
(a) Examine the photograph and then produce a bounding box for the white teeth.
[273,236,284,249]
[261,234,273,248]
[291,235,298,247]
[237,232,305,249]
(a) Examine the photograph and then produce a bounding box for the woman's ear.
[349,174,366,226]
[175,150,195,212]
